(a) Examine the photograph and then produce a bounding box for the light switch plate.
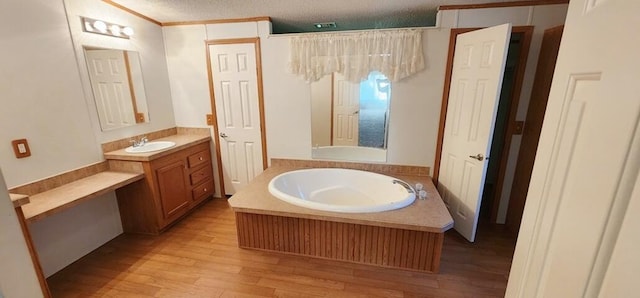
[11,139,31,159]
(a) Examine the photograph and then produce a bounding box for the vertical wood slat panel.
[234,212,444,272]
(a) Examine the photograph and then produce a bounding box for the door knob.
[219,132,228,138]
[469,154,485,161]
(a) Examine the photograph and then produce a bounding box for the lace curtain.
[289,29,425,83]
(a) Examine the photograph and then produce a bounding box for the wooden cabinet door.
[155,160,189,220]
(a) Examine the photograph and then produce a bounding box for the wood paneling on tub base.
[235,212,444,272]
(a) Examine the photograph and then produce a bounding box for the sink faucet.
[129,136,148,147]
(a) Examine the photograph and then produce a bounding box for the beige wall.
[0,0,176,277]
[310,75,332,147]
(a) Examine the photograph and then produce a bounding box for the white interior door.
[507,1,640,296]
[209,42,265,195]
[85,49,136,130]
[332,73,360,146]
[437,24,512,242]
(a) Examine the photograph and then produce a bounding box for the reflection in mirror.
[83,47,149,131]
[311,71,391,162]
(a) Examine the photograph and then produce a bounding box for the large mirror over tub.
[310,71,391,162]
[83,47,150,131]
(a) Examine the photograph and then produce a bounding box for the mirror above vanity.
[310,71,392,162]
[83,47,150,131]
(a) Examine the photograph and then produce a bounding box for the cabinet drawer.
[188,150,210,168]
[190,164,212,186]
[192,179,214,200]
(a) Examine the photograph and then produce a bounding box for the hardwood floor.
[47,199,516,297]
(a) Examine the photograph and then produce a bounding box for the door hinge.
[206,114,214,126]
[514,121,525,135]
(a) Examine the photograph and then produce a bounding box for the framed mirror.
[310,71,391,162]
[83,47,149,131]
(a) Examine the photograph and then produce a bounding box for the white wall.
[164,21,449,173]
[0,0,176,277]
[439,4,568,223]
[0,169,42,297]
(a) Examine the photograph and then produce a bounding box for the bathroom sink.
[125,141,176,153]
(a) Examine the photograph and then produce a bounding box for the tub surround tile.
[103,134,211,162]
[176,127,211,136]
[270,159,430,177]
[228,166,453,233]
[10,193,30,208]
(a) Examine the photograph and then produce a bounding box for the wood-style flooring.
[47,199,517,297]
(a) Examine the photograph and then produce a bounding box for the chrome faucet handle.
[129,139,140,147]
[140,136,148,146]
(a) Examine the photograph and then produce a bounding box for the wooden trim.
[100,0,162,26]
[122,52,142,124]
[15,207,52,297]
[330,73,335,146]
[206,37,268,195]
[162,16,271,27]
[253,38,269,170]
[506,25,563,233]
[490,27,534,223]
[235,212,445,272]
[439,0,568,10]
[207,37,261,45]
[204,41,225,197]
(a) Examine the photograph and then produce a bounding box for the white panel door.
[85,49,136,130]
[332,73,360,146]
[209,42,264,195]
[507,1,640,296]
[438,24,511,242]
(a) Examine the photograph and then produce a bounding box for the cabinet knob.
[203,188,208,192]
[199,157,203,161]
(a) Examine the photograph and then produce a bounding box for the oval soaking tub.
[268,168,416,213]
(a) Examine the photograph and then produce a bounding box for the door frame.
[205,37,268,196]
[433,26,533,223]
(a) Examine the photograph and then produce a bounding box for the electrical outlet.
[11,139,31,159]
[206,114,214,126]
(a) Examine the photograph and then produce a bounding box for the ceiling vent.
[314,22,337,29]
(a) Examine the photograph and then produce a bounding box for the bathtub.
[268,168,416,213]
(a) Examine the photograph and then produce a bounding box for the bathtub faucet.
[392,179,415,194]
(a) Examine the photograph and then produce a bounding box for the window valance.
[288,29,425,83]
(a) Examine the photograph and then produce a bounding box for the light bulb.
[122,26,134,37]
[84,21,94,32]
[93,20,107,33]
[109,24,121,36]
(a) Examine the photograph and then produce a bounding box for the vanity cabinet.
[116,141,214,234]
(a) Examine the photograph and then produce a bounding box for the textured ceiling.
[110,0,517,33]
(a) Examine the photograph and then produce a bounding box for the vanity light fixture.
[81,17,134,39]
